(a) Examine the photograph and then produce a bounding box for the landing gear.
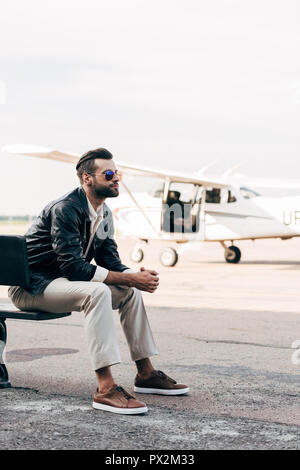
[222,243,241,264]
[130,247,144,263]
[159,247,178,267]
[130,240,148,264]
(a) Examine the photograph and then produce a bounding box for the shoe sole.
[134,386,190,395]
[92,402,148,415]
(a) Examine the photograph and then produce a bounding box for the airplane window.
[153,188,163,198]
[169,182,194,202]
[227,190,237,203]
[124,175,164,198]
[149,182,164,198]
[205,188,236,203]
[162,182,200,233]
[240,187,260,199]
[205,188,221,203]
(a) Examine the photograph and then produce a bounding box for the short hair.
[76,148,113,183]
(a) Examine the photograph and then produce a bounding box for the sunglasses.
[90,170,119,181]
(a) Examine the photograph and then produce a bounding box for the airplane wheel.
[225,245,241,264]
[160,248,178,267]
[130,247,144,263]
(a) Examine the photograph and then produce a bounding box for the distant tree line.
[0,215,36,222]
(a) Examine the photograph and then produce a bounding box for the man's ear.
[83,172,93,185]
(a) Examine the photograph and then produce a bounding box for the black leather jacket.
[24,186,128,295]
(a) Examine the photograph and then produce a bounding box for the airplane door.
[161,182,202,234]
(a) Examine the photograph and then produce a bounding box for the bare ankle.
[136,359,155,379]
[95,366,115,393]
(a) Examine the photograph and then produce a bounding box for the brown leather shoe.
[92,384,148,415]
[134,370,189,395]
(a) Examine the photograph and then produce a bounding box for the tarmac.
[1,236,300,450]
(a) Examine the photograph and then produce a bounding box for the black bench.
[0,235,71,389]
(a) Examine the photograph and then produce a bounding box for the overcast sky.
[0,0,299,214]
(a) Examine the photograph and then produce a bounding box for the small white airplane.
[3,144,300,266]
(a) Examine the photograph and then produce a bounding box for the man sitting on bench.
[8,148,189,415]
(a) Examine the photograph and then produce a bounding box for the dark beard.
[93,184,119,198]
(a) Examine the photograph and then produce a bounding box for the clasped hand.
[132,266,159,293]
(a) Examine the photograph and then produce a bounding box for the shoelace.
[115,385,134,400]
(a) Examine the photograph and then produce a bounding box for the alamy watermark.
[291,340,300,365]
[160,203,199,235]
[291,80,300,105]
[0,80,7,104]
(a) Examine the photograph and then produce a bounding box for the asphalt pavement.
[1,237,300,450]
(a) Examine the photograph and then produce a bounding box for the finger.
[141,268,159,276]
[149,271,159,276]
[147,285,157,291]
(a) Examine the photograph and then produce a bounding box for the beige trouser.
[8,278,158,371]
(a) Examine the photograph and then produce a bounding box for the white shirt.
[86,198,109,283]
[86,196,135,283]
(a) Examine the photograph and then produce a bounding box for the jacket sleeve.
[50,202,97,281]
[93,214,129,273]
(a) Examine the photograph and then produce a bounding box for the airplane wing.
[227,174,300,189]
[4,144,300,189]
[2,144,79,165]
[116,161,228,187]
[2,144,228,188]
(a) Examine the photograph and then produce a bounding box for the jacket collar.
[76,186,109,219]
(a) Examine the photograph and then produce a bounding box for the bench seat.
[0,304,71,389]
[0,235,72,389]
[0,303,71,321]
